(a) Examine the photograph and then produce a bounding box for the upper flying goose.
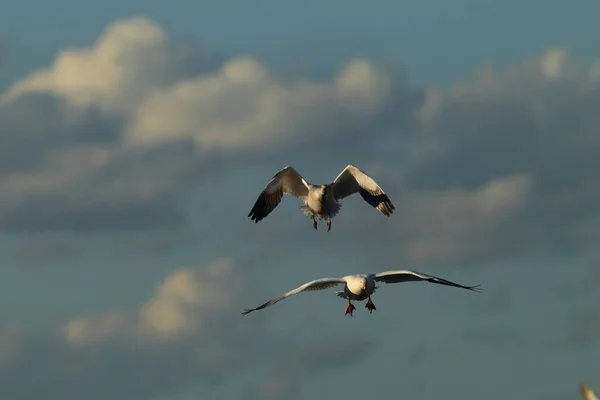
[241,269,481,317]
[247,165,395,231]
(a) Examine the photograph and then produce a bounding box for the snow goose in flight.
[241,270,481,316]
[247,165,395,231]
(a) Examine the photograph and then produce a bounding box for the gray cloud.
[1,16,599,272]
[395,49,600,264]
[0,256,377,400]
[0,259,266,400]
[0,16,419,233]
[181,45,600,275]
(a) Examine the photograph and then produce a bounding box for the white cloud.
[64,258,245,345]
[0,17,597,265]
[0,15,414,232]
[139,259,243,339]
[4,11,600,400]
[3,16,169,114]
[0,258,259,400]
[64,310,127,346]
[125,57,396,152]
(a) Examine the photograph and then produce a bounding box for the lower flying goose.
[241,270,481,316]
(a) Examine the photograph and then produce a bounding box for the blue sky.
[0,1,600,399]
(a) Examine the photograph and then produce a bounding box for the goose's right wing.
[241,277,346,315]
[248,166,310,223]
[332,165,395,216]
[374,270,482,292]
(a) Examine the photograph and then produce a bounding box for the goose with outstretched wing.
[242,269,481,316]
[247,165,395,231]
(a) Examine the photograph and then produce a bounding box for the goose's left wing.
[241,277,346,315]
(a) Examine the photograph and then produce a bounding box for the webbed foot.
[365,297,376,314]
[344,302,356,316]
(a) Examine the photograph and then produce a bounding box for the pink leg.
[365,297,377,314]
[344,300,356,316]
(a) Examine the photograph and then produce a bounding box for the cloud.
[0,259,259,400]
[63,258,246,343]
[0,15,417,233]
[0,17,210,232]
[244,42,600,267]
[3,17,221,114]
[371,48,600,266]
[1,15,598,260]
[125,57,407,153]
[391,174,533,265]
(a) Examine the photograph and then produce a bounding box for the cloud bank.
[0,259,260,400]
[3,16,598,269]
[2,16,597,268]
[2,16,600,399]
[0,15,416,233]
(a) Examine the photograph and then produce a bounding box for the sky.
[0,1,599,399]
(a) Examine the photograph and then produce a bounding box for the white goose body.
[303,184,340,218]
[340,274,377,301]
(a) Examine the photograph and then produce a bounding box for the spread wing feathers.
[374,270,482,292]
[248,166,310,222]
[241,277,346,315]
[332,165,395,216]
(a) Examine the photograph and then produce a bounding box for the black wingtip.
[362,189,396,216]
[248,213,262,223]
[241,309,253,316]
[469,285,483,293]
[248,207,264,223]
[378,200,395,216]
